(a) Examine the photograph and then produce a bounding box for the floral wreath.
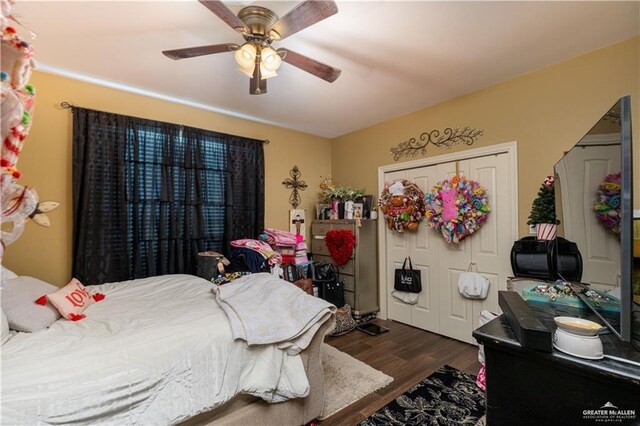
[378,179,426,233]
[594,172,621,234]
[324,228,356,265]
[424,175,490,244]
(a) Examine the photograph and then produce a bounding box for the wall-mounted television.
[553,95,638,345]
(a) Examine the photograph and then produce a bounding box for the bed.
[1,273,333,425]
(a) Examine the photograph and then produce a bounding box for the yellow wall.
[5,37,640,286]
[3,71,332,285]
[332,37,640,238]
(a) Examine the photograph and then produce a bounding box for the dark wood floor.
[321,319,481,426]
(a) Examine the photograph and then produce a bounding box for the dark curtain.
[225,137,265,247]
[72,107,264,285]
[72,109,129,285]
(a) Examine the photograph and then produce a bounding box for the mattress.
[1,274,310,425]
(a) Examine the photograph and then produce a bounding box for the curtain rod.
[58,102,270,144]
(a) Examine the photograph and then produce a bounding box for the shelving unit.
[311,219,378,318]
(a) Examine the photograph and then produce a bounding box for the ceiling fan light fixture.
[164,1,342,94]
[238,64,255,78]
[234,42,256,68]
[260,46,282,72]
[259,63,278,80]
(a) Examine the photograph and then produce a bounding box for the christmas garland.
[324,228,356,265]
[424,176,490,244]
[594,172,621,234]
[378,179,426,233]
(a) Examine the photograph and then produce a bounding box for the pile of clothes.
[260,228,305,265]
[260,228,300,246]
[212,229,306,286]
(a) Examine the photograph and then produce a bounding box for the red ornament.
[35,295,47,306]
[92,293,106,302]
[324,229,356,265]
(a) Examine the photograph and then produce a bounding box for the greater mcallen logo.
[582,402,636,423]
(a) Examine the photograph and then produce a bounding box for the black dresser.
[473,303,640,425]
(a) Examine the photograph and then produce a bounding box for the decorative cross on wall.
[282,165,307,209]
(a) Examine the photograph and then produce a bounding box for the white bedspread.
[213,273,335,355]
[1,274,311,425]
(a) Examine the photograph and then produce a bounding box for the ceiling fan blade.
[198,0,249,34]
[269,0,338,40]
[279,48,341,83]
[163,43,237,60]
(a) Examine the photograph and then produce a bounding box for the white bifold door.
[384,152,514,344]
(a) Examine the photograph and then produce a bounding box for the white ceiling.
[13,1,640,138]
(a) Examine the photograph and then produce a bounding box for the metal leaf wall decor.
[390,127,484,161]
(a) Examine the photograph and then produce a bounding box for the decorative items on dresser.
[311,219,378,319]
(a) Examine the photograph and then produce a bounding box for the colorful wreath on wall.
[378,179,426,233]
[424,176,490,244]
[594,172,621,234]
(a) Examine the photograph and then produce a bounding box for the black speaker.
[510,237,555,280]
[510,237,582,282]
[553,237,583,282]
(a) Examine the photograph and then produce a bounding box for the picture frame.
[289,209,306,241]
[353,203,364,220]
[356,195,374,219]
[316,203,332,220]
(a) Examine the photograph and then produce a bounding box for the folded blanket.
[263,228,299,246]
[212,273,335,355]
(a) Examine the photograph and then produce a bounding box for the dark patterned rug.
[359,365,486,426]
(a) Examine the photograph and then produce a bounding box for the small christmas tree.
[527,176,559,225]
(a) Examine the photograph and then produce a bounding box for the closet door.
[437,154,513,344]
[436,160,475,344]
[385,170,412,325]
[383,149,514,345]
[407,166,440,333]
[470,153,513,321]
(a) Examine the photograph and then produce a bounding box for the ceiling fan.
[163,0,342,95]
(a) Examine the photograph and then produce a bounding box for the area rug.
[358,365,485,426]
[320,344,394,420]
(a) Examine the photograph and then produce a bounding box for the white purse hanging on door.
[391,290,420,305]
[458,262,490,299]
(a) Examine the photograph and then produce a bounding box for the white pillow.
[1,309,10,344]
[1,265,18,281]
[1,276,61,332]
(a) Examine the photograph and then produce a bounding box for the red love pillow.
[45,278,104,321]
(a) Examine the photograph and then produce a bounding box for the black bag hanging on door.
[394,257,422,293]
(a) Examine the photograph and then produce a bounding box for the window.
[72,108,264,284]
